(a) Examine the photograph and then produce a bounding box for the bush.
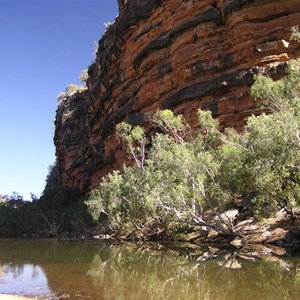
[87,109,232,232]
[220,59,300,217]
[86,60,300,228]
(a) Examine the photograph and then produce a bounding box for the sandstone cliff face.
[55,0,300,192]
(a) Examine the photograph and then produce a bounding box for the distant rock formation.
[54,0,300,193]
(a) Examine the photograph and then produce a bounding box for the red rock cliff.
[54,0,300,193]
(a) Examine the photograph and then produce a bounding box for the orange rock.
[54,0,300,192]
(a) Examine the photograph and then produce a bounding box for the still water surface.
[0,239,300,299]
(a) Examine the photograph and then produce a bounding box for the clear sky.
[0,0,118,199]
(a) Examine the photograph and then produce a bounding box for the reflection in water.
[0,239,300,299]
[0,263,50,296]
[86,244,300,300]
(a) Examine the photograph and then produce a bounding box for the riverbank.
[91,208,300,256]
[1,205,300,259]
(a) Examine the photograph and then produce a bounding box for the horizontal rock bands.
[133,7,222,69]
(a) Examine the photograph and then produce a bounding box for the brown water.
[0,239,300,299]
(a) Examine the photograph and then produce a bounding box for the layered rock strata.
[55,0,300,192]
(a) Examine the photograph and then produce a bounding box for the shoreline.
[0,210,300,257]
[1,208,300,259]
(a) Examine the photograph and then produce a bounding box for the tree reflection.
[1,240,300,299]
[87,243,300,300]
[3,264,25,279]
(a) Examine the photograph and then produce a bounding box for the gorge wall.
[54,0,300,193]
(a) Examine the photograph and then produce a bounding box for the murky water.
[0,239,300,299]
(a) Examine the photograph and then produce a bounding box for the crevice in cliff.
[247,11,299,24]
[221,0,256,19]
[162,63,287,109]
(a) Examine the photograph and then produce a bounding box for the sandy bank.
[0,295,34,300]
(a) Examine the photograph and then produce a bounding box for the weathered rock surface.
[54,0,300,192]
[196,209,300,249]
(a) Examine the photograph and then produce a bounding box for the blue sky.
[0,0,118,199]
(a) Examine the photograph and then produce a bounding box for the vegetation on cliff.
[0,60,299,242]
[86,60,300,237]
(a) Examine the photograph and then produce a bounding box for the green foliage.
[88,166,159,227]
[87,60,300,226]
[87,170,123,225]
[0,159,94,237]
[251,60,300,114]
[40,186,82,209]
[87,109,231,228]
[117,122,146,145]
[197,109,220,148]
[116,122,147,171]
[291,26,300,42]
[5,61,300,237]
[153,109,191,145]
[154,110,185,133]
[0,196,94,237]
[221,111,300,217]
[224,60,300,217]
[0,162,92,237]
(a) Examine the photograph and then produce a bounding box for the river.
[0,239,300,299]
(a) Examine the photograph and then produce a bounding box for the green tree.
[87,109,234,234]
[221,60,300,217]
[116,122,147,171]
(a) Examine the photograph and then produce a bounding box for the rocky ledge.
[93,209,300,259]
